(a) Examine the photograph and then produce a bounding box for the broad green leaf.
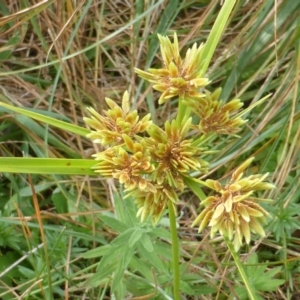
[180,273,217,295]
[180,280,199,296]
[128,228,143,248]
[255,278,285,292]
[99,215,130,233]
[136,242,166,273]
[95,244,123,272]
[18,182,55,196]
[111,228,136,247]
[86,261,117,288]
[139,233,154,253]
[233,253,285,299]
[82,245,111,259]
[152,241,172,259]
[151,227,171,240]
[248,262,284,292]
[130,255,154,281]
[234,286,263,300]
[0,251,21,278]
[111,244,134,293]
[92,243,133,290]
[18,265,36,279]
[190,285,217,295]
[113,280,126,300]
[114,191,139,226]
[52,192,69,214]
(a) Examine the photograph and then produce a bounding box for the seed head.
[188,88,246,135]
[131,184,179,224]
[145,118,209,190]
[135,33,210,104]
[92,138,155,192]
[84,91,151,145]
[192,157,275,251]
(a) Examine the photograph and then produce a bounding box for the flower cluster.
[92,138,155,193]
[85,91,209,223]
[187,88,246,135]
[192,158,275,251]
[135,33,209,104]
[85,32,274,246]
[145,118,209,190]
[84,91,151,146]
[136,34,246,136]
[132,185,179,224]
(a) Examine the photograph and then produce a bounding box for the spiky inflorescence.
[84,93,210,223]
[187,88,246,135]
[92,137,156,193]
[192,157,275,251]
[83,91,151,145]
[130,184,179,224]
[123,118,209,223]
[135,33,210,104]
[145,118,209,191]
[84,91,210,223]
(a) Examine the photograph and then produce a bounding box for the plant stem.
[168,200,180,300]
[200,0,236,76]
[224,237,258,300]
[176,98,191,124]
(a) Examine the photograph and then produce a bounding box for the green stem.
[200,0,236,76]
[184,176,207,201]
[282,228,289,299]
[224,237,258,300]
[168,200,180,300]
[176,97,191,124]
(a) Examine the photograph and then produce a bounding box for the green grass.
[0,0,299,299]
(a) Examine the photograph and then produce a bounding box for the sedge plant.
[0,0,277,299]
[82,32,275,300]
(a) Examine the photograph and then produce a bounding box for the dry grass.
[0,0,299,299]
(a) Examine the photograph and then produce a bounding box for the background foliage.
[0,0,299,299]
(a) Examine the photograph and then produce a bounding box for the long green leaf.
[184,176,207,201]
[0,102,89,137]
[0,157,96,175]
[224,237,259,300]
[201,0,236,75]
